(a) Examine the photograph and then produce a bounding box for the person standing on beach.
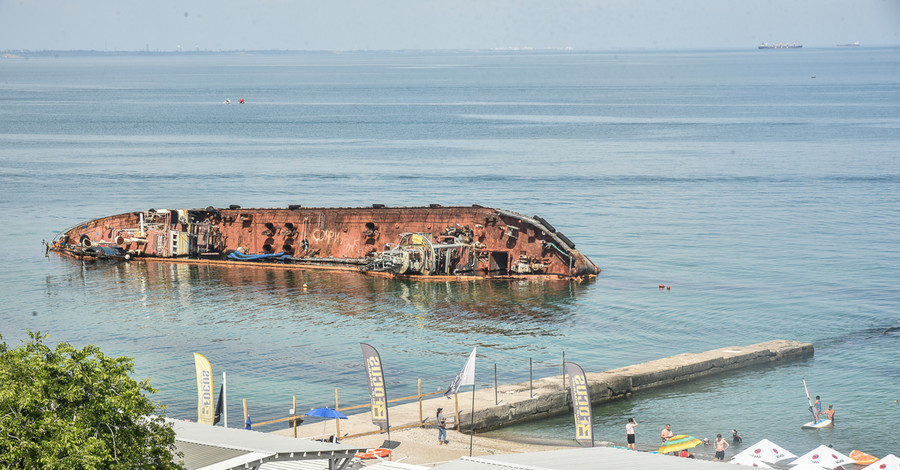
[713,433,730,461]
[660,424,673,443]
[436,407,448,445]
[626,418,638,450]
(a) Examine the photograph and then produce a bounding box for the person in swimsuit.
[823,404,835,422]
[714,433,730,461]
[813,395,823,421]
[660,424,673,443]
[626,418,638,450]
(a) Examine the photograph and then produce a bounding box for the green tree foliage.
[0,332,183,469]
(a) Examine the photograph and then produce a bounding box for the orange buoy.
[666,285,671,290]
[659,284,665,289]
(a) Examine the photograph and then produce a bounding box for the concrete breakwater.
[281,340,812,439]
[470,340,812,432]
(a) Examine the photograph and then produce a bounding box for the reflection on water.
[38,257,592,426]
[55,260,588,337]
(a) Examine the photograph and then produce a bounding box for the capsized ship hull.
[50,205,600,280]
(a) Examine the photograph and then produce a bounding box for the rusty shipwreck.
[49,205,599,280]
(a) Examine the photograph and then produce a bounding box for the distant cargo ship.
[758,42,803,49]
[837,42,860,47]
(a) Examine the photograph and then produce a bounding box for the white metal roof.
[170,419,368,470]
[431,447,735,470]
[258,460,428,470]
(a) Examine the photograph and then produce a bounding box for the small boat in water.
[50,205,600,281]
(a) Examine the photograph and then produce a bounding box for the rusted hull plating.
[50,205,600,280]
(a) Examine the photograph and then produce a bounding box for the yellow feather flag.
[193,353,215,425]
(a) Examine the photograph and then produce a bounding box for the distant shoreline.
[2,45,896,57]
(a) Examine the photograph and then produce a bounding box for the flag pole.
[469,383,475,456]
[223,371,228,428]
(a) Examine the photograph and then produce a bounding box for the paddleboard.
[801,418,832,429]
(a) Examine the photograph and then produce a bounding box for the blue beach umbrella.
[304,407,348,439]
[305,407,348,419]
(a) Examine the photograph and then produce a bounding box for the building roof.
[259,461,428,470]
[170,419,369,470]
[431,447,733,470]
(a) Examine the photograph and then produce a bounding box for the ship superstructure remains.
[50,205,600,280]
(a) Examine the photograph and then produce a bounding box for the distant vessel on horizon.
[758,42,803,49]
[837,42,860,47]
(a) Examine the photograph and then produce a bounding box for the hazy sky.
[1,0,898,51]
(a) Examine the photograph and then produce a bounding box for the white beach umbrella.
[791,445,854,469]
[729,453,774,468]
[788,461,827,470]
[733,439,798,464]
[861,454,900,470]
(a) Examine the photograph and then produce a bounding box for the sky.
[1,0,898,51]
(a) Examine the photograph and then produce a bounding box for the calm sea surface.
[1,48,898,458]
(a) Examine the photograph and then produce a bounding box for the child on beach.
[437,408,448,445]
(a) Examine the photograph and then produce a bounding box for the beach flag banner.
[193,353,215,425]
[565,361,594,447]
[445,347,477,396]
[212,383,224,426]
[360,343,390,431]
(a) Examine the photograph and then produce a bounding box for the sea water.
[0,48,898,458]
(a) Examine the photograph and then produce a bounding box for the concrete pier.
[280,340,812,439]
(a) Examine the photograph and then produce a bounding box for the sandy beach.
[328,426,575,467]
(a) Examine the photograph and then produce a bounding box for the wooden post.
[243,398,248,428]
[292,395,297,438]
[334,388,340,439]
[454,393,460,431]
[418,379,423,426]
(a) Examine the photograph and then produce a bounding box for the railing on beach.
[250,378,453,439]
[244,357,553,439]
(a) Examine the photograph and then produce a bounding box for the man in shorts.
[713,433,730,461]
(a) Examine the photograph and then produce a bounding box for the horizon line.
[2,44,894,56]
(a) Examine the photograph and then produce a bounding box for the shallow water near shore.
[1,48,899,457]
